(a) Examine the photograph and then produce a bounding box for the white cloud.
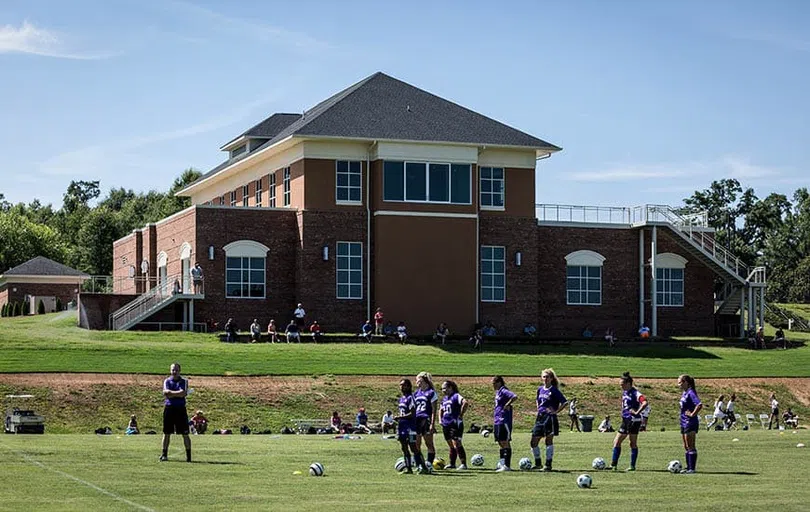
[0,20,112,59]
[568,155,782,183]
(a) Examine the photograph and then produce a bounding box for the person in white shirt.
[598,415,614,433]
[568,397,581,432]
[706,395,726,431]
[724,394,737,429]
[381,410,395,434]
[293,303,306,327]
[249,319,262,343]
[768,393,780,429]
[640,404,650,431]
[397,321,407,343]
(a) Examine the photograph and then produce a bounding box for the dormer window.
[230,145,247,159]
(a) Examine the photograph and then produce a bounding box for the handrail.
[535,204,631,224]
[109,274,204,330]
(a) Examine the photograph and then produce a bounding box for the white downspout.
[639,228,645,330]
[366,141,377,322]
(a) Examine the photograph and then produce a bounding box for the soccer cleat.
[159,455,168,462]
[625,467,636,472]
[456,464,468,470]
[400,468,413,475]
[680,469,695,474]
[445,464,456,470]
[606,465,618,471]
[542,465,552,472]
[495,466,512,472]
[531,465,544,470]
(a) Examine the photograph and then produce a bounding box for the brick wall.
[79,293,138,329]
[0,282,82,310]
[112,232,139,294]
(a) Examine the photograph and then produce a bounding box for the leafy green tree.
[0,211,69,271]
[75,207,127,275]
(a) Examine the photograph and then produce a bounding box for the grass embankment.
[2,375,806,434]
[2,431,809,511]
[1,314,810,377]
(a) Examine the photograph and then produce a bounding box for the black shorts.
[681,422,699,435]
[618,417,642,435]
[442,422,464,441]
[531,413,559,438]
[163,405,189,435]
[415,417,432,436]
[397,427,416,444]
[772,408,779,417]
[494,423,512,442]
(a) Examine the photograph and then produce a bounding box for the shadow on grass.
[187,460,245,465]
[429,344,721,360]
[623,469,758,475]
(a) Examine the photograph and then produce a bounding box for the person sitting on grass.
[309,320,323,342]
[783,408,799,428]
[598,415,614,433]
[285,320,300,343]
[397,321,408,343]
[360,320,373,343]
[434,322,449,345]
[190,410,208,435]
[383,321,395,339]
[250,319,262,343]
[470,325,483,350]
[381,410,395,434]
[355,407,372,434]
[126,414,140,435]
[330,411,342,434]
[774,328,787,349]
[482,321,497,337]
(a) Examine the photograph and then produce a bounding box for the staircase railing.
[109,274,181,330]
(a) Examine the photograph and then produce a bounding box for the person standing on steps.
[161,362,192,462]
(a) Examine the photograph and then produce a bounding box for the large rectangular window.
[242,184,249,207]
[383,160,471,204]
[225,256,265,298]
[282,167,291,207]
[480,167,504,208]
[656,268,684,306]
[336,242,363,299]
[255,179,263,207]
[566,266,601,305]
[481,246,505,302]
[269,173,276,207]
[336,161,362,203]
[230,191,237,207]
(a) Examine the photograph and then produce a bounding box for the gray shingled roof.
[3,256,89,277]
[190,72,561,187]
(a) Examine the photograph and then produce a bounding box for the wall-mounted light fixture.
[322,245,329,261]
[208,245,215,260]
[515,251,522,267]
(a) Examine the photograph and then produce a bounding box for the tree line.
[0,174,807,303]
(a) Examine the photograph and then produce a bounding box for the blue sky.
[1,0,808,209]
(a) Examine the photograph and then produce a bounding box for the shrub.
[22,300,30,316]
[1,303,6,317]
[11,302,19,317]
[55,297,62,311]
[37,299,45,315]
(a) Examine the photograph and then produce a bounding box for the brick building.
[104,72,762,336]
[1,256,89,312]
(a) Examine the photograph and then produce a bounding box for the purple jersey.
[679,388,702,427]
[622,387,646,419]
[163,376,187,407]
[440,393,464,426]
[414,388,437,419]
[494,386,517,425]
[536,385,566,415]
[397,394,416,432]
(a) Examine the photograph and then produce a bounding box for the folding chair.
[704,414,714,428]
[759,414,770,429]
[745,413,757,429]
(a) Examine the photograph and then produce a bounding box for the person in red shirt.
[374,308,384,336]
[309,321,323,343]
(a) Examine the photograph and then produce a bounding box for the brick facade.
[0,282,81,310]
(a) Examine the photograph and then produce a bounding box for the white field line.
[1,444,156,512]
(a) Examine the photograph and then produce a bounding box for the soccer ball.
[309,462,324,476]
[576,474,593,488]
[518,457,533,471]
[592,457,606,470]
[668,460,682,474]
[432,457,447,470]
[481,429,491,437]
[394,457,408,472]
[471,454,484,466]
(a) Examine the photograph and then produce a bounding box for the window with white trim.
[255,179,263,207]
[383,161,471,204]
[242,184,249,207]
[224,240,269,299]
[480,167,504,208]
[336,242,362,299]
[336,161,362,203]
[283,167,291,207]
[269,173,276,207]
[230,191,237,207]
[565,250,605,305]
[653,253,687,306]
[481,246,505,302]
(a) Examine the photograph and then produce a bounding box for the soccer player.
[706,394,726,431]
[678,374,703,473]
[530,368,567,471]
[415,372,439,465]
[492,375,517,472]
[768,393,780,430]
[394,378,428,474]
[440,380,469,470]
[607,372,647,471]
[160,362,191,462]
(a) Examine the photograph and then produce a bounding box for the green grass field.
[2,430,807,511]
[1,314,810,377]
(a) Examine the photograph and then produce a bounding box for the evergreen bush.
[37,299,45,315]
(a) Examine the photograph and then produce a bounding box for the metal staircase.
[109,274,203,331]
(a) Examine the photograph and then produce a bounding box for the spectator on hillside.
[191,262,204,294]
[126,414,140,435]
[639,325,651,339]
[397,321,408,343]
[381,410,395,434]
[523,323,537,338]
[774,328,787,349]
[383,321,395,338]
[190,410,208,435]
[224,318,238,343]
[756,326,766,349]
[266,319,278,343]
[285,320,301,343]
[598,415,614,433]
[250,319,262,343]
[482,321,497,337]
[568,397,581,432]
[330,411,342,434]
[605,328,615,347]
[434,322,449,345]
[360,320,373,343]
[309,321,323,343]
[470,325,483,350]
[582,326,593,338]
[293,303,306,328]
[355,408,372,434]
[374,308,385,336]
[783,408,799,428]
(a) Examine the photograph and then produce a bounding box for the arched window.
[223,240,269,298]
[565,250,605,306]
[652,253,687,307]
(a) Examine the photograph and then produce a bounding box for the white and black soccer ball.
[481,429,491,437]
[576,473,593,488]
[394,457,407,472]
[518,457,533,471]
[309,462,324,476]
[668,460,682,474]
[592,457,606,470]
[471,453,484,466]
